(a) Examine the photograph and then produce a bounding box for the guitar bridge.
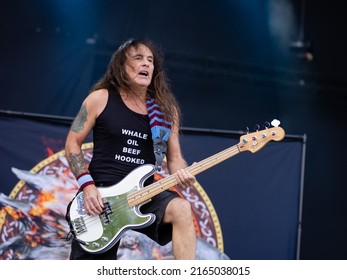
[100,201,112,224]
[73,217,87,235]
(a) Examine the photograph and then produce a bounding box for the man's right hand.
[82,185,104,216]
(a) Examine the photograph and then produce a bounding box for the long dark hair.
[91,38,181,126]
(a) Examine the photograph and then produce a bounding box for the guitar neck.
[186,144,240,176]
[127,143,240,207]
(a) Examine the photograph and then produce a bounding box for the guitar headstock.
[238,121,285,153]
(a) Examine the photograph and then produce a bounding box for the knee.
[169,198,193,221]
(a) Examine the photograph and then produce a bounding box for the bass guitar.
[67,121,285,253]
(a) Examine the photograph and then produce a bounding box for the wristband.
[77,172,95,191]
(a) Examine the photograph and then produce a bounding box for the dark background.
[1,0,346,259]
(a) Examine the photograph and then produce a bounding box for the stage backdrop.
[0,113,305,260]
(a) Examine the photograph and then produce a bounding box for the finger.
[84,195,102,215]
[85,200,98,216]
[176,169,195,188]
[84,201,95,216]
[181,169,195,183]
[175,169,186,186]
[186,175,196,186]
[95,195,105,213]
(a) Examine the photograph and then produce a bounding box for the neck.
[120,87,147,101]
[119,88,148,115]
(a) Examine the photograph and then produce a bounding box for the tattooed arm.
[65,102,95,176]
[65,105,91,175]
[65,89,108,215]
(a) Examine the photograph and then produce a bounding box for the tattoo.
[67,151,87,176]
[71,105,87,132]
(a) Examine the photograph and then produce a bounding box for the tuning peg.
[245,127,250,134]
[271,119,281,127]
[264,121,271,129]
[254,124,260,132]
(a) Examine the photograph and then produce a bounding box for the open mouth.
[138,70,149,77]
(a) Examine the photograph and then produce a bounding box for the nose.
[142,59,150,67]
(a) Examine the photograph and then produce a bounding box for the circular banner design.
[0,143,227,260]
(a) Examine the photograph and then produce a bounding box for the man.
[65,38,196,260]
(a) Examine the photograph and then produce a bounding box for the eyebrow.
[133,53,153,58]
[131,54,154,63]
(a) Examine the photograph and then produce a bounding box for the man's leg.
[163,197,196,260]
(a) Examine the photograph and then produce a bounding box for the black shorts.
[69,189,180,260]
[136,189,180,245]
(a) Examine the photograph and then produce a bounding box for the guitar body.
[68,164,156,254]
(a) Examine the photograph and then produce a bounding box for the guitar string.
[74,144,242,232]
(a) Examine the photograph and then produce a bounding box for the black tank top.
[88,89,156,186]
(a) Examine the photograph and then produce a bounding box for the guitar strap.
[146,98,172,171]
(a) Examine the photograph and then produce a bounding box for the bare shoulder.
[85,88,109,117]
[87,88,109,103]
